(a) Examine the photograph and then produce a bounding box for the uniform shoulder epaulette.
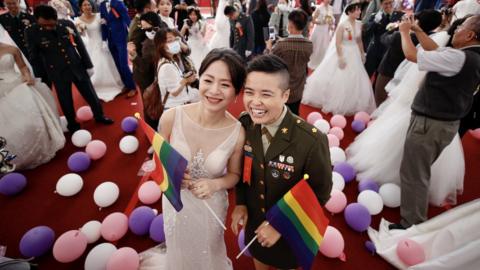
[294,117,324,139]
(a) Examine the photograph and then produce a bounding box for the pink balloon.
[86,140,107,160]
[52,230,88,263]
[329,127,345,141]
[101,213,129,242]
[325,189,347,214]
[138,181,162,205]
[327,134,340,147]
[307,112,323,124]
[470,128,480,140]
[106,247,140,270]
[354,111,370,124]
[396,239,426,266]
[330,115,347,129]
[76,106,93,122]
[319,226,345,258]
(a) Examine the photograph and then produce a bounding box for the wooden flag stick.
[203,200,227,231]
[236,222,270,259]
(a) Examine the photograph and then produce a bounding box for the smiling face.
[81,0,93,15]
[158,0,172,17]
[198,60,237,112]
[243,71,289,125]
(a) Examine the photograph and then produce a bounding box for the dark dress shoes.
[95,117,114,125]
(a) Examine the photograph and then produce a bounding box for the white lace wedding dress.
[160,106,240,270]
[74,14,123,102]
[346,31,464,207]
[302,19,376,115]
[0,53,65,169]
[308,4,334,69]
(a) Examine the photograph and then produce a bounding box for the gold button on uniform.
[260,163,264,169]
[260,194,264,199]
[261,208,265,213]
[259,180,264,185]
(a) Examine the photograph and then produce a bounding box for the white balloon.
[93,182,120,208]
[379,183,401,208]
[85,243,117,270]
[329,147,346,165]
[60,116,68,133]
[80,220,102,244]
[357,190,384,215]
[313,119,330,134]
[55,173,83,196]
[331,172,345,191]
[119,136,139,154]
[72,129,92,147]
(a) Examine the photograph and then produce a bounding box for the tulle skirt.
[302,42,376,115]
[308,24,332,69]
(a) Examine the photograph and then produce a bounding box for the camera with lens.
[185,18,193,27]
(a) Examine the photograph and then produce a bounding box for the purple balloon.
[19,226,55,258]
[358,179,380,193]
[237,229,251,257]
[344,203,371,232]
[121,117,138,133]
[333,162,356,183]
[0,172,27,196]
[365,240,376,255]
[149,214,165,243]
[67,152,91,172]
[351,120,366,133]
[129,206,156,236]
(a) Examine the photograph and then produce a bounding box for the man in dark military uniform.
[25,5,114,132]
[0,0,34,57]
[231,55,332,270]
[225,4,254,60]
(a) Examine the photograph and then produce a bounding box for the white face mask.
[167,40,181,55]
[278,4,287,11]
[145,30,156,40]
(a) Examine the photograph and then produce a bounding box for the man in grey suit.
[225,5,254,60]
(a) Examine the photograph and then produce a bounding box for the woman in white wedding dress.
[346,31,464,207]
[149,49,245,270]
[181,6,208,71]
[208,0,238,50]
[302,3,376,115]
[74,0,123,102]
[0,42,65,170]
[308,0,334,69]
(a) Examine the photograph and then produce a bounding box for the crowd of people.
[1,0,480,269]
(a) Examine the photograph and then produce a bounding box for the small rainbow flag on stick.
[266,175,329,270]
[135,113,187,212]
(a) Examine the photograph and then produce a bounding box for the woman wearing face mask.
[180,6,207,71]
[154,28,197,111]
[268,0,292,38]
[74,0,123,101]
[158,0,175,28]
[148,48,245,270]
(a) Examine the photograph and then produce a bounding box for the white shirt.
[417,47,466,77]
[261,105,288,154]
[160,15,175,29]
[157,61,190,109]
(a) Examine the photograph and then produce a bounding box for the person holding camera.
[268,0,291,38]
[154,28,198,111]
[374,9,442,106]
[180,6,207,70]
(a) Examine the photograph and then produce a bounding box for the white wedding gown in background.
[308,4,334,69]
[0,53,65,169]
[346,31,464,207]
[302,19,376,115]
[187,21,208,71]
[208,0,231,50]
[74,14,123,102]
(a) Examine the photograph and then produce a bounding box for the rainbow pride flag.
[266,175,329,270]
[135,113,187,212]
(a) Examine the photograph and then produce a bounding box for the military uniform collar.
[261,105,287,137]
[264,107,295,161]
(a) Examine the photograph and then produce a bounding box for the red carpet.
[0,91,479,270]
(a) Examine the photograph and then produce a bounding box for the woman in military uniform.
[231,55,332,270]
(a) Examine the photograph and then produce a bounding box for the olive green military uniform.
[236,109,332,269]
